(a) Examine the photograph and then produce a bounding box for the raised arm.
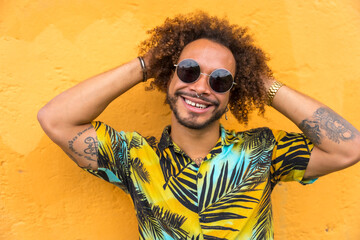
[37,57,147,170]
[266,79,360,179]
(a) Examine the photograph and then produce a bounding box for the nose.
[189,73,211,95]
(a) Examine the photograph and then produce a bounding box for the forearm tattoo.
[68,126,98,162]
[299,107,359,145]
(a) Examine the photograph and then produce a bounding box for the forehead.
[178,39,236,74]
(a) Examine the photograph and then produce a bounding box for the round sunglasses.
[174,59,236,93]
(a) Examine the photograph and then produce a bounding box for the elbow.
[37,106,52,132]
[37,107,47,127]
[341,140,360,169]
[37,105,60,140]
[351,146,360,167]
[342,155,360,170]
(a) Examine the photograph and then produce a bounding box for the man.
[38,12,360,240]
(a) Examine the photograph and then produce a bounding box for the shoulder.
[93,121,158,147]
[229,127,275,140]
[222,127,276,150]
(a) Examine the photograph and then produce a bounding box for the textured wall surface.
[1,0,360,239]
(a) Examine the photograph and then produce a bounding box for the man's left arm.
[267,79,360,180]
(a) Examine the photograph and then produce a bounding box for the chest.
[131,144,273,212]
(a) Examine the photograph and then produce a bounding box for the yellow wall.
[1,0,360,239]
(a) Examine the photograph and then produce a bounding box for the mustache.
[174,90,219,106]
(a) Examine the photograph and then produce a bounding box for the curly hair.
[139,11,272,124]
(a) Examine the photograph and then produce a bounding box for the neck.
[170,116,221,160]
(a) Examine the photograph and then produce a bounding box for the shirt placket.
[196,166,206,224]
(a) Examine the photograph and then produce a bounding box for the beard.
[166,90,227,130]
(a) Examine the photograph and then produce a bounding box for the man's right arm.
[37,58,146,170]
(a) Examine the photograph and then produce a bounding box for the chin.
[167,91,226,130]
[173,107,225,130]
[177,117,215,130]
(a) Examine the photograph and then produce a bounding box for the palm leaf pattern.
[199,161,259,224]
[250,181,273,240]
[83,122,314,239]
[271,132,313,185]
[131,187,163,239]
[190,235,202,240]
[129,133,144,150]
[131,157,150,183]
[198,129,275,238]
[166,163,199,213]
[85,122,132,192]
[152,205,188,239]
[131,187,189,240]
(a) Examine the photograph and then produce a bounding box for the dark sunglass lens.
[177,59,200,83]
[209,69,233,93]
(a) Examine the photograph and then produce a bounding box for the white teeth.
[185,99,207,109]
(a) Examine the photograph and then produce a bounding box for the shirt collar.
[220,125,241,146]
[158,125,240,153]
[158,125,173,152]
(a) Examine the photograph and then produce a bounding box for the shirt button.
[200,215,206,222]
[197,173,203,179]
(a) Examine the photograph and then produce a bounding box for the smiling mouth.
[183,97,210,109]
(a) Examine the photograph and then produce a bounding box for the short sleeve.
[270,130,317,185]
[82,121,131,193]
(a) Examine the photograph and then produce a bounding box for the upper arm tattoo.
[299,107,359,145]
[84,136,98,157]
[68,126,98,162]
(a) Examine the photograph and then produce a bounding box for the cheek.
[167,72,175,88]
[167,75,176,93]
[168,75,188,92]
[220,94,230,106]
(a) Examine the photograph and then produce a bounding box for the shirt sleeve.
[270,130,317,185]
[82,121,131,193]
